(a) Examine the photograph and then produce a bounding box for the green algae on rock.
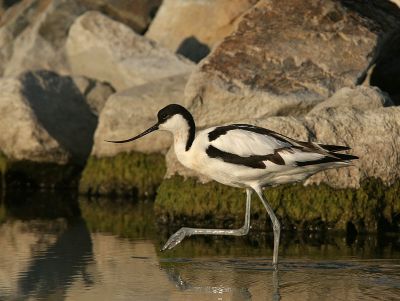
[80,152,166,198]
[0,152,80,190]
[155,176,400,233]
[5,160,82,190]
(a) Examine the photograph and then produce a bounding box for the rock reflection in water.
[18,219,93,300]
[0,192,94,300]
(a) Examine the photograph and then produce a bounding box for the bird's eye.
[161,113,167,119]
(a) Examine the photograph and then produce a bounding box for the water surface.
[0,195,399,301]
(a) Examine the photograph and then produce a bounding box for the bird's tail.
[318,143,351,152]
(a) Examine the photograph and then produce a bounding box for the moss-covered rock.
[0,152,80,191]
[80,152,166,198]
[5,160,82,190]
[155,176,400,233]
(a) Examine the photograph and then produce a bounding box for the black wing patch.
[208,124,290,144]
[206,145,285,169]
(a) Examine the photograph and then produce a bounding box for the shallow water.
[0,196,399,301]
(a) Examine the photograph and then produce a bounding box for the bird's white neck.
[173,128,191,157]
[159,114,196,156]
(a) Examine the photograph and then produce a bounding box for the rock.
[92,73,189,157]
[303,107,400,188]
[392,0,400,8]
[309,86,393,115]
[0,0,21,16]
[0,70,106,165]
[146,0,257,62]
[370,33,400,105]
[79,0,161,34]
[0,0,85,77]
[72,76,115,115]
[184,0,400,127]
[66,11,194,91]
[0,0,162,78]
[155,175,400,233]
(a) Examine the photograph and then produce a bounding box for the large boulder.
[146,0,257,62]
[184,0,400,127]
[0,70,113,188]
[0,0,162,77]
[66,11,195,91]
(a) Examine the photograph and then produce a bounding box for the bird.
[106,103,358,267]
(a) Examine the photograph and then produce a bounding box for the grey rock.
[184,0,400,127]
[0,0,162,78]
[309,86,394,115]
[0,70,109,164]
[72,76,115,116]
[146,0,257,62]
[0,0,85,77]
[92,73,190,157]
[78,0,161,34]
[303,107,400,188]
[66,11,194,91]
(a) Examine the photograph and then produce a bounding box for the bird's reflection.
[16,218,93,300]
[162,263,281,301]
[272,269,281,301]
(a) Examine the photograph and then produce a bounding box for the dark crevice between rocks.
[3,0,21,9]
[341,0,400,105]
[370,33,400,105]
[176,36,210,63]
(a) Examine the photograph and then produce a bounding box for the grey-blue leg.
[161,188,252,251]
[253,186,281,268]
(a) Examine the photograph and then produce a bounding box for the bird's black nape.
[158,104,196,151]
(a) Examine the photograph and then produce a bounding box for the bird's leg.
[161,189,252,251]
[254,187,281,268]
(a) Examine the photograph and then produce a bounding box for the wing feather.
[205,124,357,169]
[209,128,291,157]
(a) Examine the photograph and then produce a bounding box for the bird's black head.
[105,103,195,151]
[157,104,193,125]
